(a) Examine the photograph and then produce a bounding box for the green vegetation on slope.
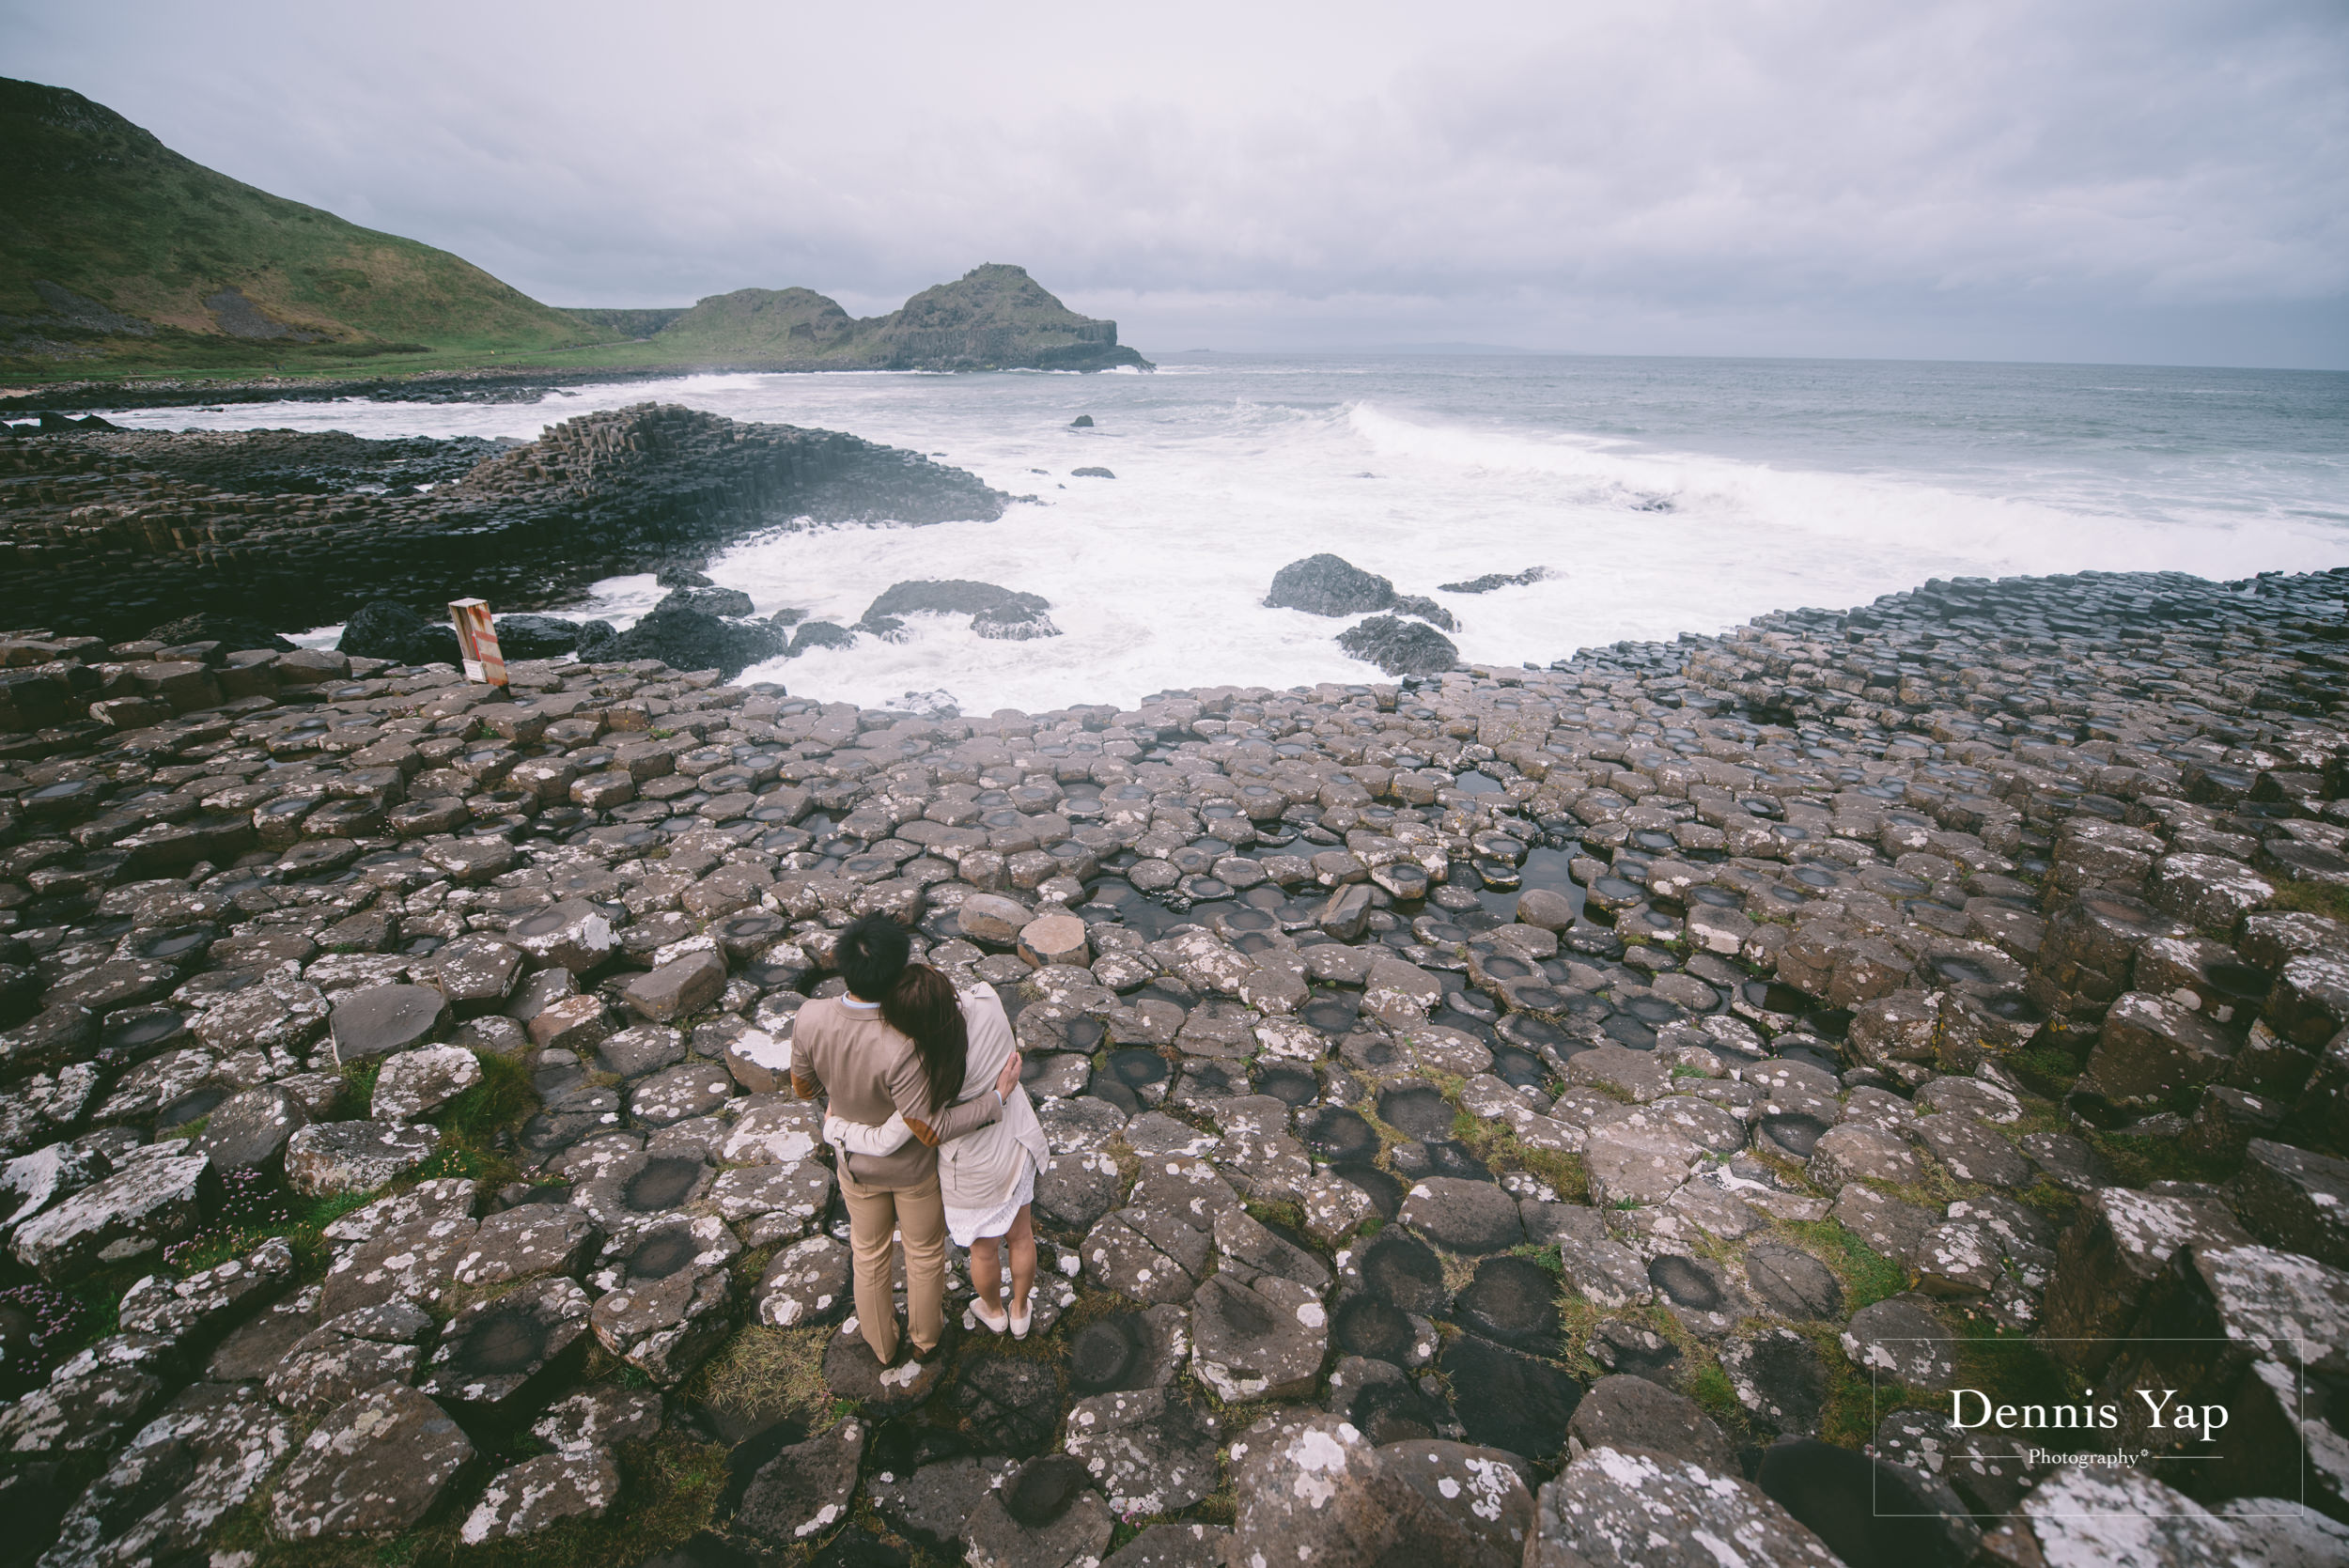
[574,264,1151,372]
[0,77,618,374]
[0,77,1149,385]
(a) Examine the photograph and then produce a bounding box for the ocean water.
[102,355,2349,714]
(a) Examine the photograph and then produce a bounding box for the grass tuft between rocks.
[686,1324,839,1436]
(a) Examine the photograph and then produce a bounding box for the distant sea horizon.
[104,352,2349,714]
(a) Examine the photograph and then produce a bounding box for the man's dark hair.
[835,914,911,1001]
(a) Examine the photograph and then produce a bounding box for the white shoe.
[1009,1290,1033,1340]
[971,1296,1009,1335]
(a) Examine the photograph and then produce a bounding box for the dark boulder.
[492,614,580,660]
[614,595,787,679]
[1069,415,1095,427]
[1267,554,1394,616]
[788,622,857,658]
[337,600,459,666]
[144,613,296,653]
[659,585,756,618]
[1389,594,1457,630]
[1758,1436,1981,1568]
[859,580,1061,641]
[655,559,713,587]
[1338,615,1458,676]
[574,620,620,660]
[1439,567,1548,594]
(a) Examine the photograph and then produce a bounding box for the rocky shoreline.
[0,366,706,414]
[0,405,1010,644]
[0,560,2345,1568]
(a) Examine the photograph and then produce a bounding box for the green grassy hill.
[0,77,617,375]
[0,77,1146,385]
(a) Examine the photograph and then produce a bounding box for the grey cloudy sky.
[7,0,2344,366]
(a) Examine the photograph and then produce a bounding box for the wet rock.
[370,1043,482,1120]
[420,1275,594,1415]
[338,601,455,666]
[1398,1175,1523,1253]
[1839,1294,1958,1389]
[1567,1373,1736,1472]
[1454,1254,1563,1350]
[284,1119,442,1196]
[1742,1241,1844,1321]
[964,1452,1115,1568]
[1439,1333,1582,1460]
[117,1234,293,1341]
[1064,1386,1223,1514]
[758,1234,854,1327]
[1268,555,1395,616]
[269,1381,474,1539]
[327,982,449,1063]
[2229,1137,2349,1267]
[267,1299,436,1417]
[1758,1435,1980,1568]
[460,1445,622,1544]
[614,594,788,680]
[622,950,728,1023]
[191,1084,308,1171]
[957,1350,1066,1456]
[41,1381,294,1568]
[1067,1304,1190,1393]
[1340,615,1460,677]
[1532,1446,1841,1567]
[1719,1327,1828,1435]
[10,1153,211,1281]
[1190,1273,1327,1403]
[822,1324,946,1417]
[1,1141,112,1239]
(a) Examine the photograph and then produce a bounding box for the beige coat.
[934,986,1049,1212]
[819,986,1046,1212]
[789,996,1003,1188]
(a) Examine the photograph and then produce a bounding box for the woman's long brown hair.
[884,963,967,1114]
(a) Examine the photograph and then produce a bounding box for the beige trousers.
[837,1164,947,1362]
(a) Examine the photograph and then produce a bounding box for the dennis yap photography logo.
[1947,1384,2229,1469]
[1870,1334,2318,1521]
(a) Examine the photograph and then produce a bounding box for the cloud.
[5,0,2343,364]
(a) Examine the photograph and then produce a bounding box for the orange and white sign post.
[448,599,508,688]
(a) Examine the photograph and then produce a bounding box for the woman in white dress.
[823,964,1048,1335]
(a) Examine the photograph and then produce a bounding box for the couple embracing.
[790,914,1049,1365]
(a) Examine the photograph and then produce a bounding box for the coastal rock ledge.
[0,563,2345,1567]
[0,403,1010,642]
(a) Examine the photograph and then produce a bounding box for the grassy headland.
[0,77,1147,392]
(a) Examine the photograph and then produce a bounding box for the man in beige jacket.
[791,915,1019,1365]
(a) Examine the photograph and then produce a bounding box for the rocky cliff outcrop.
[0,403,1010,639]
[623,265,1150,373]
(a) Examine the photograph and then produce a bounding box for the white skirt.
[946,1150,1037,1249]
